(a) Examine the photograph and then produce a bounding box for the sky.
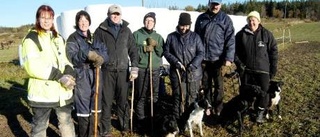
[0,0,246,27]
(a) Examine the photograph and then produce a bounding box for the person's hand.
[225,60,232,66]
[88,50,104,67]
[146,37,157,47]
[58,75,76,90]
[176,62,186,71]
[145,45,154,52]
[88,51,99,61]
[129,67,139,81]
[187,64,196,72]
[236,64,246,77]
[93,55,104,67]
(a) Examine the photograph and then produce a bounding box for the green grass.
[264,20,320,43]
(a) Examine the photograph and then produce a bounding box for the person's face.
[209,2,221,14]
[178,25,190,34]
[78,15,90,32]
[144,17,155,30]
[39,11,53,31]
[109,12,121,24]
[248,16,260,32]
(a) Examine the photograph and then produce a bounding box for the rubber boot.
[256,107,265,123]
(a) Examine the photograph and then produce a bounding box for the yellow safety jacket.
[21,29,73,107]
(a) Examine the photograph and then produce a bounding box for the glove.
[236,64,246,77]
[129,67,139,81]
[88,50,104,67]
[93,55,104,67]
[176,62,186,71]
[144,45,154,52]
[146,37,157,47]
[187,64,196,72]
[58,75,76,90]
[270,66,277,79]
[88,50,100,61]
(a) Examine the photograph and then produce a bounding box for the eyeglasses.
[40,17,53,21]
[145,19,154,22]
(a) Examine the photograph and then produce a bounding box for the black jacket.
[235,24,278,77]
[94,18,138,71]
[163,28,204,82]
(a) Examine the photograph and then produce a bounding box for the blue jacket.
[163,28,204,82]
[195,10,235,62]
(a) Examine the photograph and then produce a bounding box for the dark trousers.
[171,70,200,118]
[241,72,270,109]
[134,68,160,120]
[100,70,130,134]
[202,60,224,113]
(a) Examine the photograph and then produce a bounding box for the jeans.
[31,104,75,137]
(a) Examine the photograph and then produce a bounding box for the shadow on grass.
[0,79,63,137]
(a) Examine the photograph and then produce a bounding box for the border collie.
[219,84,264,134]
[153,95,179,137]
[180,98,211,137]
[266,80,284,120]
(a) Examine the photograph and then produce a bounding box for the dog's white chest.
[271,92,281,106]
[188,108,204,124]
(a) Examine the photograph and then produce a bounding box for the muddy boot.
[256,107,265,123]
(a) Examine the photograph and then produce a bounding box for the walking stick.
[176,69,185,113]
[94,67,100,137]
[130,80,134,132]
[149,51,154,135]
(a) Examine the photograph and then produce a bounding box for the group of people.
[21,0,278,136]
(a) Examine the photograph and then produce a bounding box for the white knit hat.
[247,11,261,22]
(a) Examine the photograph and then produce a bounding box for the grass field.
[0,20,319,137]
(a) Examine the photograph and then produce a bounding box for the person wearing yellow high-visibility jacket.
[21,5,76,137]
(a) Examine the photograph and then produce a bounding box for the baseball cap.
[108,4,122,15]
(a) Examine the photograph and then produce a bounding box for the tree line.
[178,0,320,21]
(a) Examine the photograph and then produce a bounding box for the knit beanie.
[178,12,192,25]
[247,11,261,22]
[143,12,156,24]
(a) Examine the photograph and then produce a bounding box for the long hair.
[35,5,58,37]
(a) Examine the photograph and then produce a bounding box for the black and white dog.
[154,95,180,137]
[219,84,264,133]
[180,97,212,137]
[266,80,284,120]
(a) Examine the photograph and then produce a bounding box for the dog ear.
[278,81,284,86]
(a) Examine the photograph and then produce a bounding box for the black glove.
[236,64,246,77]
[187,64,196,72]
[175,62,185,71]
[270,66,277,79]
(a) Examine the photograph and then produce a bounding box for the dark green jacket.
[133,28,164,69]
